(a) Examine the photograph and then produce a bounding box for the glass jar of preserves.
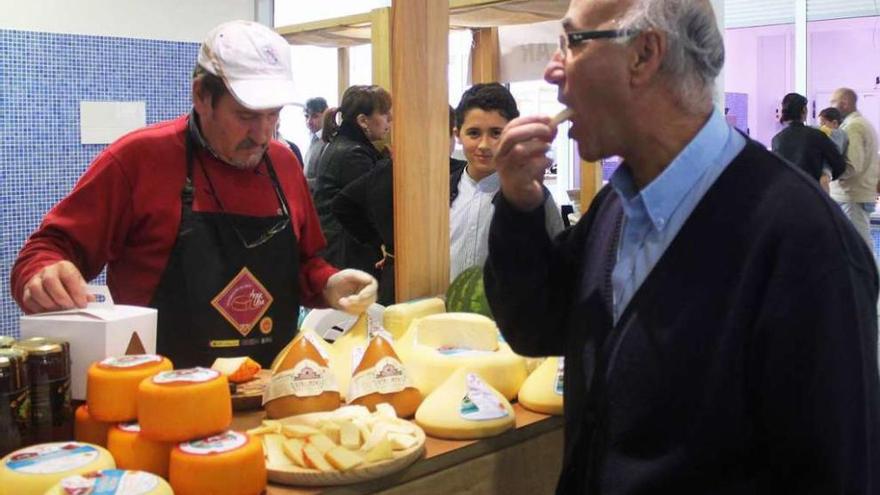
[0,348,30,456]
[0,336,14,349]
[13,340,72,443]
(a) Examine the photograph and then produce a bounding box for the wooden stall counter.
[232,405,564,495]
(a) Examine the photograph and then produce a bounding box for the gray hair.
[617,0,724,113]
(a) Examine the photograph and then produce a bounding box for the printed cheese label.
[117,421,141,433]
[460,373,509,421]
[99,355,163,369]
[152,367,219,384]
[5,442,99,474]
[348,356,412,402]
[262,359,338,404]
[435,346,494,357]
[179,430,247,455]
[60,469,160,495]
[554,358,565,396]
[302,332,329,360]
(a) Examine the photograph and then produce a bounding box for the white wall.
[2,0,255,42]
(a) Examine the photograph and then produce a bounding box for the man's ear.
[629,30,666,88]
[192,79,210,113]
[356,113,369,129]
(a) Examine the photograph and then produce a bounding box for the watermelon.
[446,266,493,319]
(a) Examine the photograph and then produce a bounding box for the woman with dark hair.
[771,92,845,188]
[313,85,392,277]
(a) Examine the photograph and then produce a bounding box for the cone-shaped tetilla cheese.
[169,431,266,495]
[382,297,446,340]
[263,331,340,419]
[348,329,422,418]
[74,405,111,448]
[107,422,173,479]
[271,329,331,374]
[137,368,232,442]
[518,357,564,416]
[415,368,515,440]
[399,313,528,400]
[328,313,369,400]
[44,469,173,495]
[0,442,116,495]
[86,354,173,422]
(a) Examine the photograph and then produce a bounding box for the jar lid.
[0,336,14,348]
[14,342,63,356]
[0,348,26,368]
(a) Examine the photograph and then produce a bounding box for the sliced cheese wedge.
[382,297,446,340]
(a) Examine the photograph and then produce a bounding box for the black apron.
[149,128,300,369]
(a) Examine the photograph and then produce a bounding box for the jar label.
[60,469,160,494]
[99,355,163,369]
[5,442,99,474]
[179,430,246,455]
[152,367,219,384]
[459,373,509,421]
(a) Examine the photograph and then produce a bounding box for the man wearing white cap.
[11,21,377,368]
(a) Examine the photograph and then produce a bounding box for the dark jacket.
[313,121,384,275]
[771,121,846,181]
[449,158,468,205]
[486,139,880,494]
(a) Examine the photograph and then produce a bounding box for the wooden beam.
[275,13,372,36]
[371,7,393,92]
[470,27,500,84]
[337,47,350,102]
[392,0,450,301]
[579,161,603,214]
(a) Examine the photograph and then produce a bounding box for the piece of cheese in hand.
[518,356,564,415]
[211,357,261,383]
[44,469,173,495]
[169,431,266,495]
[382,297,446,340]
[415,368,515,440]
[74,404,111,447]
[137,368,232,442]
[87,355,173,422]
[106,422,172,479]
[0,442,116,495]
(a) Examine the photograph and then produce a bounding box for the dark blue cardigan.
[486,139,880,494]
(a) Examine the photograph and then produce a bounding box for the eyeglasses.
[236,190,290,249]
[558,29,640,61]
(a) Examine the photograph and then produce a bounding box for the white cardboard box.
[19,286,157,400]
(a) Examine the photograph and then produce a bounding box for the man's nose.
[544,51,565,85]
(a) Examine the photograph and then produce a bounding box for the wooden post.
[470,27,500,83]
[579,160,603,214]
[371,7,392,92]
[337,47,350,102]
[392,0,450,301]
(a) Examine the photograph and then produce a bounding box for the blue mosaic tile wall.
[0,29,198,337]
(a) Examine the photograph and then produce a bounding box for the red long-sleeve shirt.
[11,115,338,310]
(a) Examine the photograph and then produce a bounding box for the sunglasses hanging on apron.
[149,122,300,369]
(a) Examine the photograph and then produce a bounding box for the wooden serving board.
[266,414,426,487]
[231,370,272,411]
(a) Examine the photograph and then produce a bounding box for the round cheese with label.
[518,357,564,416]
[44,469,173,495]
[348,332,422,418]
[74,405,111,448]
[137,368,231,442]
[168,431,266,495]
[264,331,340,419]
[87,355,173,422]
[0,442,115,495]
[415,368,515,439]
[107,422,172,479]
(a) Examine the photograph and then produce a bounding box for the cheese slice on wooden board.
[263,331,340,419]
[382,297,445,340]
[107,422,172,479]
[0,442,115,495]
[415,368,515,440]
[44,469,173,495]
[137,368,232,442]
[73,404,111,448]
[86,354,173,422]
[518,356,564,415]
[348,332,422,418]
[169,431,266,495]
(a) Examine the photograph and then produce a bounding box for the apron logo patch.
[211,267,275,337]
[259,317,273,335]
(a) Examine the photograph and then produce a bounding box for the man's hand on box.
[22,260,94,313]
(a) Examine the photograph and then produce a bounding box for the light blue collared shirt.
[610,109,746,323]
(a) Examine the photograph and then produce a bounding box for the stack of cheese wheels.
[398,313,528,400]
[44,469,173,495]
[73,404,111,447]
[87,354,173,422]
[107,422,173,478]
[169,430,266,495]
[348,331,422,418]
[328,314,368,400]
[415,367,515,439]
[382,297,446,339]
[137,367,231,442]
[518,357,564,415]
[263,331,340,419]
[0,442,115,495]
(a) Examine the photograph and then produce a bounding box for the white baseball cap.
[197,20,296,110]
